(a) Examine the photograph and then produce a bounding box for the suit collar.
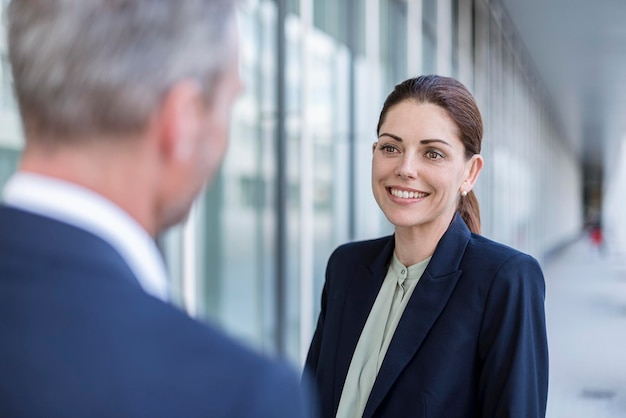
[363,213,472,417]
[0,205,144,292]
[424,212,472,277]
[2,173,169,301]
[367,234,396,278]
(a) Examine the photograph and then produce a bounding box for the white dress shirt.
[2,172,169,301]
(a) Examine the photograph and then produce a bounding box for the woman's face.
[372,100,482,235]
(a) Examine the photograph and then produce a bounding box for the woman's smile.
[387,186,429,201]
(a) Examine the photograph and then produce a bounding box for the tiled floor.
[543,237,626,417]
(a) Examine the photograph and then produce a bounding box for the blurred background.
[1,0,626,415]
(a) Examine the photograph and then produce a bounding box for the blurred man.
[0,1,312,417]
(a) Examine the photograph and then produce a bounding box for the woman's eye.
[380,144,398,153]
[425,150,444,159]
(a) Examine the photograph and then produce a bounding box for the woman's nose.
[394,155,418,179]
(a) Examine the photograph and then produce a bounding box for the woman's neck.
[393,215,454,266]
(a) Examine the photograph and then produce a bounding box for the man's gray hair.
[7,0,237,141]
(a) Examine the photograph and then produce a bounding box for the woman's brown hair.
[377,75,483,233]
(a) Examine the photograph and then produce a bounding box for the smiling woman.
[372,100,483,263]
[304,75,549,418]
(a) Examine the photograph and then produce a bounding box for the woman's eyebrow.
[378,132,403,142]
[378,133,452,148]
[420,139,452,148]
[378,132,452,148]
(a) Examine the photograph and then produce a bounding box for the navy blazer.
[305,213,548,418]
[0,206,312,418]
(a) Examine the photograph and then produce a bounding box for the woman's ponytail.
[458,190,481,234]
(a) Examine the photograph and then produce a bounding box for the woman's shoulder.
[460,234,545,293]
[465,232,541,270]
[463,234,546,306]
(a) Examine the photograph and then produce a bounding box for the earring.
[461,190,468,197]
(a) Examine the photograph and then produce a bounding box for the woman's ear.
[462,154,484,192]
[372,141,378,154]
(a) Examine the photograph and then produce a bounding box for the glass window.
[313,0,364,56]
[0,54,15,110]
[162,0,281,353]
[0,148,19,189]
[284,6,354,362]
[451,0,460,77]
[380,0,408,91]
[422,0,437,74]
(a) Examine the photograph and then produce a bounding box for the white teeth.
[390,188,426,199]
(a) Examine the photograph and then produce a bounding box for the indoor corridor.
[545,235,626,417]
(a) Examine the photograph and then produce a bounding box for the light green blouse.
[335,253,431,418]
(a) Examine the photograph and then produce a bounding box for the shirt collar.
[2,172,169,301]
[390,252,431,282]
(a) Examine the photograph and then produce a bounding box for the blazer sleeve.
[477,252,549,418]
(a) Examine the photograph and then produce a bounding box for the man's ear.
[462,154,484,192]
[157,80,204,163]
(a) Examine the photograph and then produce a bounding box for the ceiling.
[500,0,626,172]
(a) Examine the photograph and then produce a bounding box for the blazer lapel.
[332,236,395,414]
[363,214,472,417]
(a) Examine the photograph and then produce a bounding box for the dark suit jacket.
[305,213,548,418]
[0,206,312,418]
